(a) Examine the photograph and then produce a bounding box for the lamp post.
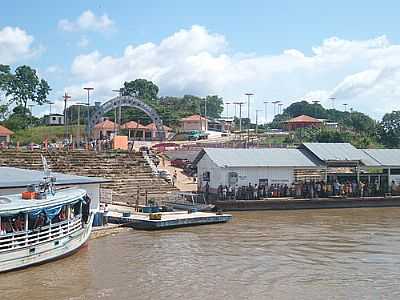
[245,93,254,144]
[329,97,336,109]
[264,101,269,124]
[343,103,348,112]
[76,102,88,147]
[272,100,280,117]
[83,87,94,143]
[225,102,231,118]
[278,103,283,115]
[234,102,245,133]
[255,109,263,135]
[48,101,54,115]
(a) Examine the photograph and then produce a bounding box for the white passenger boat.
[0,157,97,272]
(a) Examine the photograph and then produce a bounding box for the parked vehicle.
[187,130,209,141]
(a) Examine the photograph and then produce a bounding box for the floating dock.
[215,196,400,211]
[106,210,232,230]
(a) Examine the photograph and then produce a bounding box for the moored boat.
[0,158,97,272]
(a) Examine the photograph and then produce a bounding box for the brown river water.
[1,208,400,300]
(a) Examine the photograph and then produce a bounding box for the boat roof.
[0,188,86,216]
[0,167,110,189]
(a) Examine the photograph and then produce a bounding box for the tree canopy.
[0,65,51,127]
[378,111,400,148]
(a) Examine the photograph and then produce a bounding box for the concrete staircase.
[0,149,178,204]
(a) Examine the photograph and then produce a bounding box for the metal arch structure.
[90,95,166,140]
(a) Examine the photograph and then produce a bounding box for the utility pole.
[255,109,263,135]
[83,87,94,143]
[343,103,348,112]
[63,92,71,140]
[264,101,269,124]
[245,93,254,144]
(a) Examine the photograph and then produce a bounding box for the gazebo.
[121,121,147,140]
[284,115,322,131]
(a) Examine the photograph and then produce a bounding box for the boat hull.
[0,214,94,273]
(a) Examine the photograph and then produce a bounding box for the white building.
[193,148,323,193]
[44,114,64,126]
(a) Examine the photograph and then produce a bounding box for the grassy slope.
[13,125,85,145]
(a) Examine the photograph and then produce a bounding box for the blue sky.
[1,0,400,120]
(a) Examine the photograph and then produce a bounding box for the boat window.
[1,214,25,234]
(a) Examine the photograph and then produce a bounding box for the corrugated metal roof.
[302,143,365,162]
[362,149,400,167]
[200,148,323,168]
[0,167,110,189]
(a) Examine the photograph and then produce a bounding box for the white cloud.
[58,10,114,32]
[64,26,400,120]
[77,36,89,48]
[45,65,62,73]
[0,26,40,64]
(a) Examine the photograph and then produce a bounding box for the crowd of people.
[212,179,387,201]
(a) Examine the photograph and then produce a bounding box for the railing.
[0,216,83,253]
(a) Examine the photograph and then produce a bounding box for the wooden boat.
[0,157,97,272]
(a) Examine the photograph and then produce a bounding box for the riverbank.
[215,195,400,211]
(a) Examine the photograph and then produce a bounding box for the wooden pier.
[106,210,232,230]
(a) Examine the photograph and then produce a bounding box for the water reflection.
[1,208,400,299]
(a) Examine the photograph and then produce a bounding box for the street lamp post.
[329,97,336,109]
[225,102,231,118]
[245,93,254,144]
[83,87,94,144]
[264,101,269,124]
[255,109,263,135]
[77,102,88,148]
[234,102,245,133]
[343,103,348,112]
[278,103,283,115]
[272,101,280,117]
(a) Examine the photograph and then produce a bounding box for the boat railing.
[0,216,82,252]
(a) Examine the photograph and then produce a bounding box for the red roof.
[94,119,118,130]
[145,123,172,132]
[285,115,322,123]
[181,114,207,121]
[121,121,146,130]
[0,125,14,136]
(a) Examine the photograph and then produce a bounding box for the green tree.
[122,79,159,100]
[378,111,400,147]
[4,105,39,131]
[1,65,50,125]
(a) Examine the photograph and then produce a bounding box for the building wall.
[183,120,207,131]
[197,153,295,193]
[0,135,11,143]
